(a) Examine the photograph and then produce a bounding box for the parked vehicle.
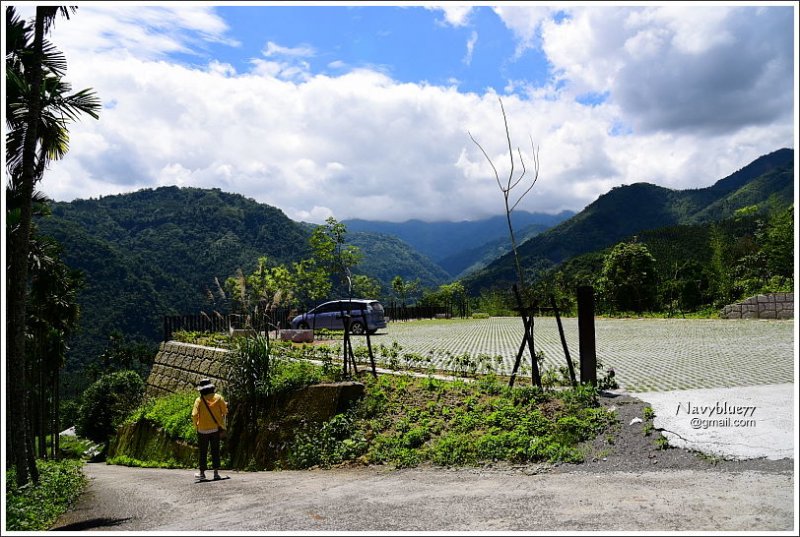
[290,299,387,335]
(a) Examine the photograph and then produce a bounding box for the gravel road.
[52,392,795,532]
[51,462,794,532]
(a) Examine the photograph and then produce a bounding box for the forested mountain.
[437,222,551,278]
[348,232,450,290]
[463,148,795,293]
[34,148,793,382]
[36,187,445,366]
[343,210,574,266]
[38,187,310,361]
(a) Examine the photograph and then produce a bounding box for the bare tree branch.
[469,97,540,292]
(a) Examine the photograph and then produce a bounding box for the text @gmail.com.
[675,401,758,430]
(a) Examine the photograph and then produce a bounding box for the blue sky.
[8,2,798,223]
[169,6,552,96]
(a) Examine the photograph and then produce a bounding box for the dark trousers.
[198,431,221,471]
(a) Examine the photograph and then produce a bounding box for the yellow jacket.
[192,393,228,432]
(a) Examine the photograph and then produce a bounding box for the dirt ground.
[51,392,795,532]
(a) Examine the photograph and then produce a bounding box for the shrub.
[75,370,145,445]
[124,390,198,444]
[5,459,86,531]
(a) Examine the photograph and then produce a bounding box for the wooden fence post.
[577,286,597,386]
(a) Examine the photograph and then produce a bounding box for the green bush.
[5,459,86,531]
[75,370,145,444]
[124,390,198,443]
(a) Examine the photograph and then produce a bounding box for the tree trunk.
[53,372,60,459]
[8,7,46,487]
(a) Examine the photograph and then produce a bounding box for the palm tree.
[5,5,100,486]
[27,233,83,460]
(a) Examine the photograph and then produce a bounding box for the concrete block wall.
[720,293,794,320]
[146,341,231,398]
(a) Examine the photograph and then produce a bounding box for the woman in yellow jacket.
[192,378,228,480]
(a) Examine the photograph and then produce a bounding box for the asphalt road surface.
[52,462,794,532]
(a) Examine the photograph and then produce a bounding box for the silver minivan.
[290,299,386,335]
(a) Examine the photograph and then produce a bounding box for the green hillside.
[38,187,310,359]
[36,187,447,369]
[464,148,794,294]
[348,232,450,290]
[438,222,551,278]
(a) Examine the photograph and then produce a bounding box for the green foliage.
[124,390,198,443]
[597,239,658,313]
[351,273,382,298]
[348,232,450,292]
[75,370,145,444]
[172,329,231,348]
[59,399,80,429]
[226,333,334,405]
[463,149,794,297]
[105,455,189,469]
[5,459,87,531]
[472,288,516,317]
[36,187,312,383]
[761,204,794,279]
[284,412,368,469]
[58,435,96,460]
[282,374,615,470]
[226,332,274,402]
[391,275,421,306]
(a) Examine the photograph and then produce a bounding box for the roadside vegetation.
[110,331,617,471]
[284,373,614,469]
[5,458,87,531]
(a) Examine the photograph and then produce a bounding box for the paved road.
[53,463,794,532]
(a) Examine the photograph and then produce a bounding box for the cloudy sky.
[10,2,798,223]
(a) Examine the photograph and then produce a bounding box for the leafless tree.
[469,97,542,388]
[468,97,539,293]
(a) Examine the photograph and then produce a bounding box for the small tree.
[75,370,144,446]
[308,217,362,298]
[351,274,381,298]
[469,97,539,296]
[391,276,420,307]
[469,97,542,388]
[597,239,658,313]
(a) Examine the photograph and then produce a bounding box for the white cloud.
[537,6,795,135]
[493,5,554,57]
[263,41,315,58]
[427,6,473,27]
[34,5,796,225]
[463,31,478,66]
[29,4,237,61]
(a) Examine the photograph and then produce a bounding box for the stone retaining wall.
[146,341,231,398]
[720,293,794,320]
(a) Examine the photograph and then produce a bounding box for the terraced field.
[359,317,794,392]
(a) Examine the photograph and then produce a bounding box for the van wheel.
[349,321,365,335]
[298,322,310,329]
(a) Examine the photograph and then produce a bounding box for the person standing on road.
[192,379,228,481]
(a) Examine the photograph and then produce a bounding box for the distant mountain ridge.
[343,210,574,275]
[463,148,795,292]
